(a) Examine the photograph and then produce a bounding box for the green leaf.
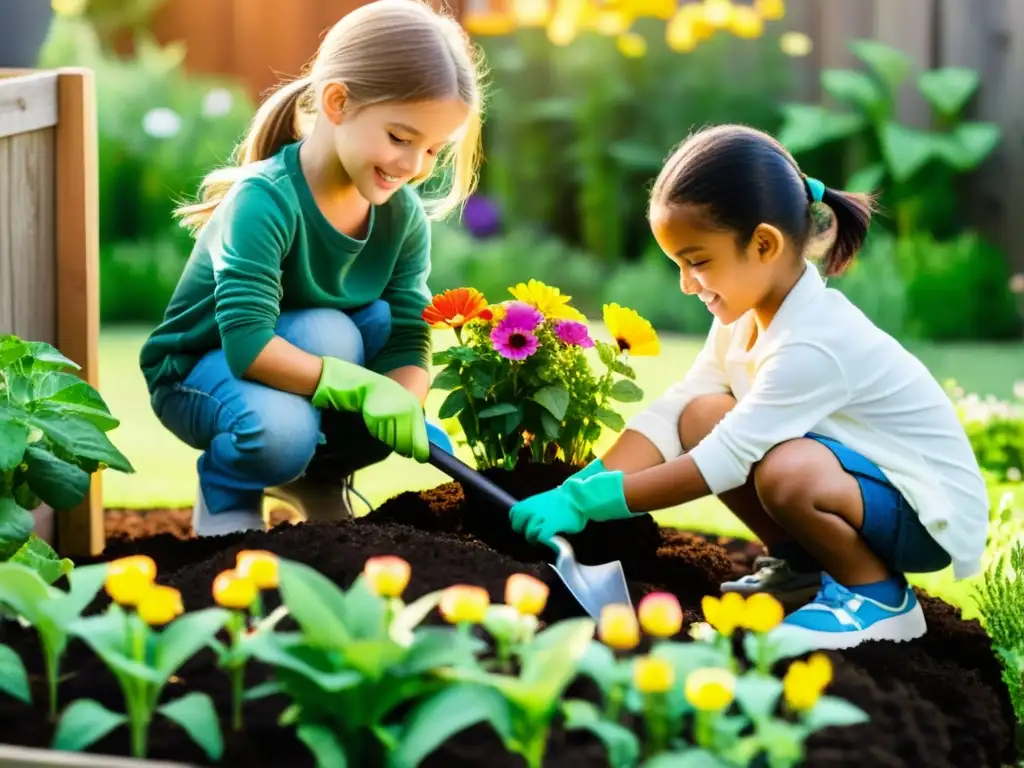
[48,562,108,619]
[159,692,224,761]
[21,342,80,371]
[846,163,886,194]
[245,632,362,691]
[27,410,134,474]
[0,420,30,471]
[23,445,91,509]
[608,140,665,171]
[154,608,231,678]
[777,104,866,155]
[643,749,733,767]
[431,364,463,392]
[438,389,469,420]
[539,410,561,441]
[0,643,31,703]
[0,499,34,561]
[390,683,512,768]
[608,379,643,403]
[52,699,127,752]
[595,340,616,368]
[850,39,911,94]
[298,723,349,768]
[531,385,570,421]
[562,699,640,768]
[278,558,354,647]
[733,674,783,720]
[519,618,595,703]
[398,627,485,675]
[750,623,833,664]
[340,575,388,641]
[802,695,870,731]
[390,589,444,647]
[949,122,1001,169]
[10,535,73,584]
[595,407,625,432]
[821,69,887,117]
[478,402,519,419]
[917,67,980,118]
[879,122,934,183]
[0,561,52,618]
[0,336,28,368]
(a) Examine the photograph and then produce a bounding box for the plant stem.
[694,710,714,751]
[604,683,624,721]
[520,728,547,768]
[42,639,58,721]
[643,697,669,757]
[128,619,150,758]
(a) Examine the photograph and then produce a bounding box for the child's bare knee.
[678,393,737,451]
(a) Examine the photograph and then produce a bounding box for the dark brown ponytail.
[818,185,876,277]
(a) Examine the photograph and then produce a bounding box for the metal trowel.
[427,441,633,619]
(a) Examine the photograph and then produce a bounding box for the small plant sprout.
[740,593,786,674]
[483,574,549,669]
[362,554,412,624]
[55,556,231,761]
[684,667,737,751]
[0,561,108,719]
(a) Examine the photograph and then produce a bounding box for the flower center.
[616,337,631,351]
[509,333,527,349]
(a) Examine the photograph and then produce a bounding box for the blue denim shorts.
[806,432,952,575]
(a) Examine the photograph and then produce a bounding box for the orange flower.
[638,592,683,637]
[422,288,492,330]
[363,556,412,598]
[505,573,549,616]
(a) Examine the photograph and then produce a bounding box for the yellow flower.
[637,592,683,637]
[806,652,833,688]
[363,555,412,598]
[616,31,647,58]
[701,592,745,636]
[52,0,87,16]
[783,653,833,711]
[546,14,578,46]
[235,550,279,589]
[505,573,549,616]
[213,569,258,610]
[703,0,734,28]
[105,555,158,607]
[779,30,812,57]
[440,585,491,624]
[633,655,675,694]
[598,603,640,650]
[742,593,784,633]
[685,667,736,711]
[728,5,763,38]
[602,304,660,356]
[136,585,184,626]
[509,279,586,322]
[755,0,785,21]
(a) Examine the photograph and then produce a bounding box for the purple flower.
[555,320,594,348]
[490,321,539,360]
[502,301,544,331]
[463,194,502,239]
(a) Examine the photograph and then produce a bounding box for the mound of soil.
[2,459,1014,768]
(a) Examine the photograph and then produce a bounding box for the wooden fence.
[0,68,103,558]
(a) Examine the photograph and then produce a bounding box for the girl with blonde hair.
[141,0,485,535]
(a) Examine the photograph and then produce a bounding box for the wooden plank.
[817,0,875,71]
[9,129,56,343]
[0,137,12,333]
[0,71,58,139]
[873,0,936,128]
[0,744,195,768]
[780,0,822,102]
[54,69,103,558]
[1001,0,1024,274]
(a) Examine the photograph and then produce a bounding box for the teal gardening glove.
[509,470,633,545]
[311,357,430,462]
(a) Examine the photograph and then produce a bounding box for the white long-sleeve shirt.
[626,262,989,580]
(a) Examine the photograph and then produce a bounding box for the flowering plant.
[423,281,660,469]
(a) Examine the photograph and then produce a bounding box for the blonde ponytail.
[174,75,313,234]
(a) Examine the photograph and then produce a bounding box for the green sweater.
[139,141,433,409]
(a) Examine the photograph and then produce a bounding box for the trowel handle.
[427,442,520,512]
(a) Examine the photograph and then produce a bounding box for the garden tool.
[426,441,633,619]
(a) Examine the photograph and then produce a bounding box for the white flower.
[202,88,234,118]
[1013,380,1024,402]
[1008,467,1022,483]
[142,107,182,139]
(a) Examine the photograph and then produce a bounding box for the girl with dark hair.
[509,124,988,650]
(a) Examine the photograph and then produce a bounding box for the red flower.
[423,288,492,329]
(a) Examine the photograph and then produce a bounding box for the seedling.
[0,561,108,718]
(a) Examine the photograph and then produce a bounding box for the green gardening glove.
[311,357,430,462]
[569,457,607,482]
[509,471,633,545]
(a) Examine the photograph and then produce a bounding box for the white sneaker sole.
[781,602,927,650]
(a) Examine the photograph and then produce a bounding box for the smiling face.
[649,202,787,326]
[323,86,470,205]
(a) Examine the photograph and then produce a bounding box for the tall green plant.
[778,39,1001,239]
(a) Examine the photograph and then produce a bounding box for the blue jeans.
[806,432,952,574]
[152,301,450,517]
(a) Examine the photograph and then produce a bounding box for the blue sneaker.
[781,574,927,650]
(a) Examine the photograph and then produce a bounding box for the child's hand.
[312,357,429,461]
[509,472,632,544]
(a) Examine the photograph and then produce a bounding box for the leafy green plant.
[778,39,1000,239]
[58,597,230,760]
[0,561,108,718]
[244,559,484,767]
[0,335,134,581]
[949,384,1024,480]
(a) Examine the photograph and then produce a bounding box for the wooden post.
[54,68,104,557]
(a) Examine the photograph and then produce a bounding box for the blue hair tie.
[805,176,825,203]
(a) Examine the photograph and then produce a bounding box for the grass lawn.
[99,324,1024,616]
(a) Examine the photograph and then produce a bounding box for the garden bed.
[1,459,1015,767]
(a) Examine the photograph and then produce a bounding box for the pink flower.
[490,321,539,360]
[503,301,544,331]
[555,320,594,348]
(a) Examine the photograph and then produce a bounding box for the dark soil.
[1,458,1014,768]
